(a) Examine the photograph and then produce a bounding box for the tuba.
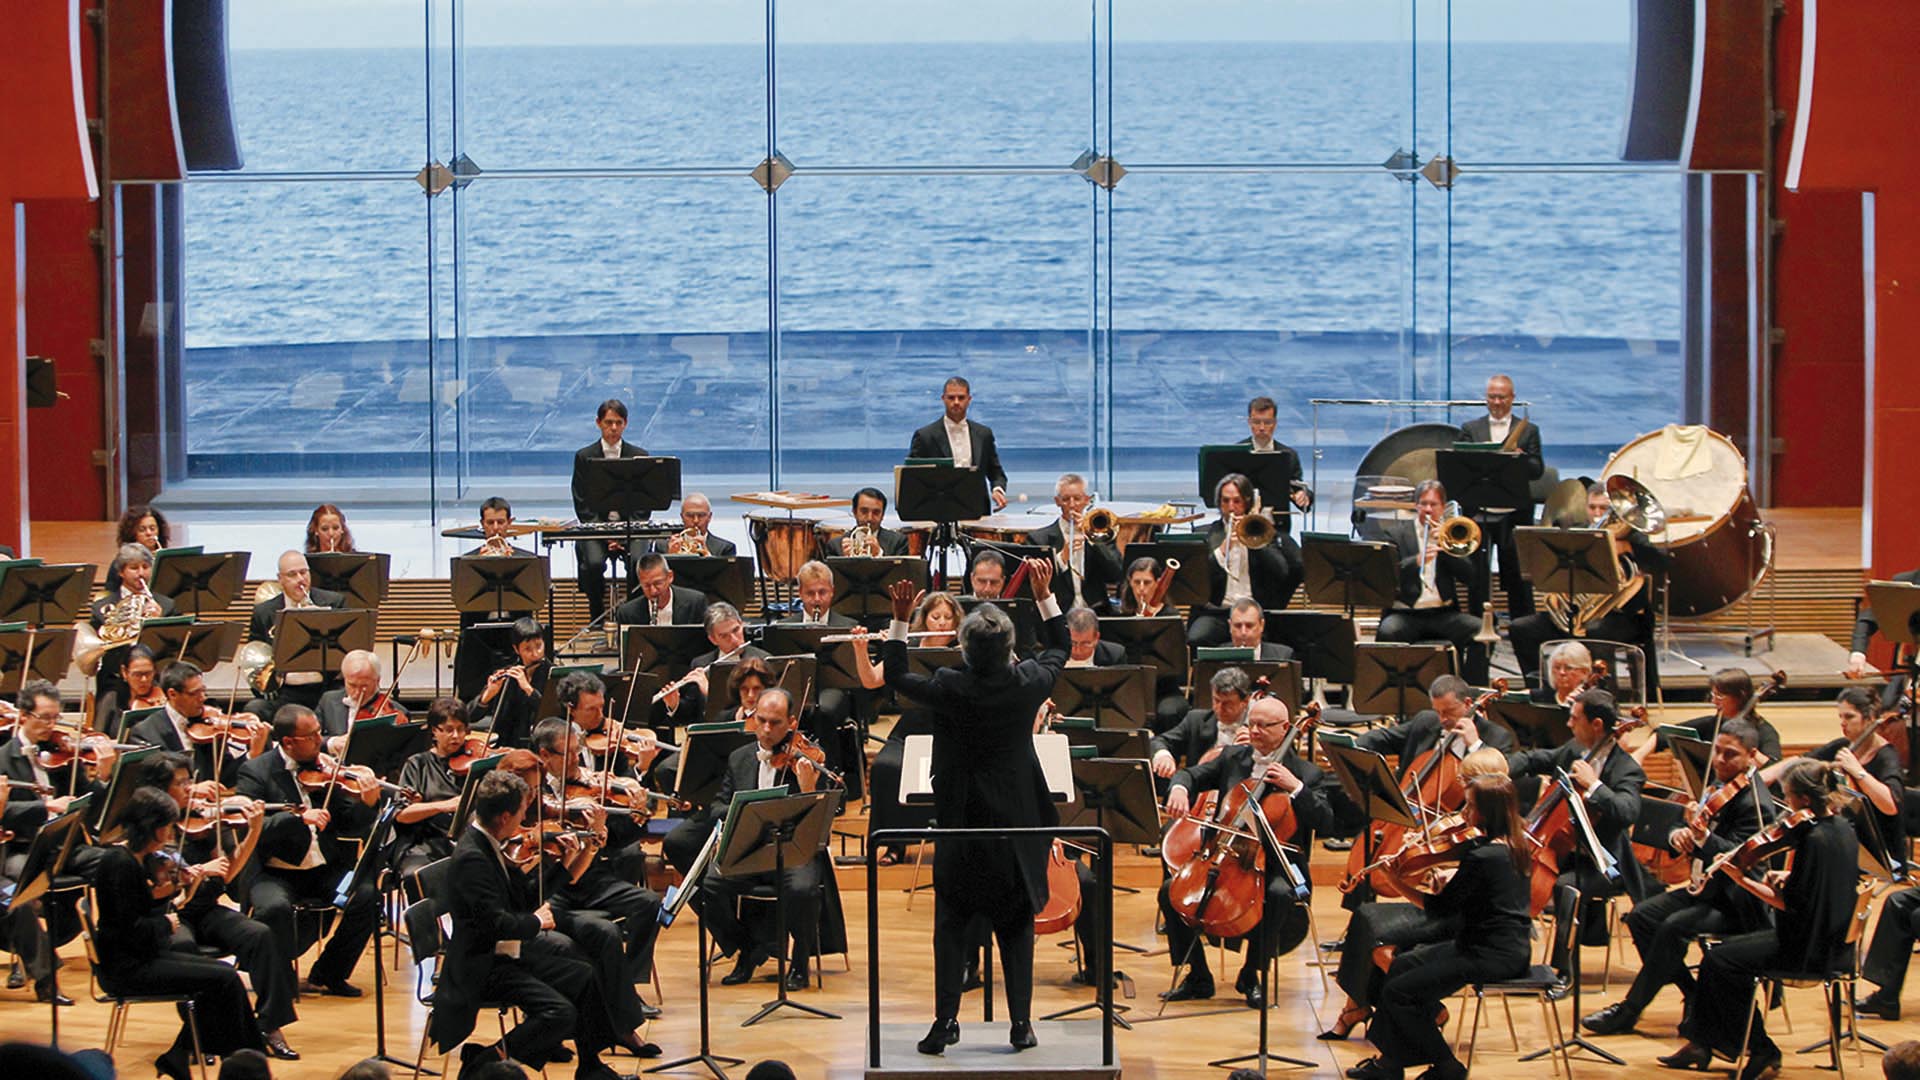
[1230,496,1276,550]
[841,524,882,558]
[75,591,151,676]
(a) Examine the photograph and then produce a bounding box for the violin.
[294,755,418,801]
[1342,813,1485,896]
[37,729,139,770]
[769,729,841,785]
[178,798,293,837]
[504,820,600,871]
[446,735,496,776]
[1685,768,1757,833]
[185,709,261,745]
[1690,808,1815,897]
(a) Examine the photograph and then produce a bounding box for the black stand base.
[1041,999,1133,1030]
[370,901,436,1074]
[1519,1035,1626,1067]
[648,913,744,1079]
[741,837,841,1028]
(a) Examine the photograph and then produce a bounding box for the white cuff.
[888,619,909,642]
[1037,596,1062,620]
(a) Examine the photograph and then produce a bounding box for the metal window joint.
[415,162,456,197]
[753,153,794,193]
[450,154,483,190]
[1382,148,1420,181]
[1071,150,1126,190]
[1419,155,1461,191]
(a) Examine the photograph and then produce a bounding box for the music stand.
[8,797,89,1048]
[674,723,756,809]
[1197,444,1299,517]
[715,791,841,1026]
[827,557,931,623]
[957,596,1041,656]
[90,745,161,840]
[621,625,709,682]
[306,552,391,609]
[1350,644,1453,720]
[343,715,430,779]
[1320,740,1420,902]
[895,463,990,588]
[577,456,682,525]
[111,706,165,743]
[1660,729,1714,799]
[905,647,962,680]
[1097,616,1187,685]
[1048,756,1160,1018]
[137,620,243,674]
[760,626,861,691]
[447,754,508,839]
[1437,449,1533,517]
[1051,719,1153,761]
[665,555,753,613]
[1302,537,1397,617]
[1052,666,1154,730]
[450,555,549,618]
[1114,541,1210,609]
[1865,580,1920,781]
[1485,699,1572,753]
[1265,611,1358,686]
[0,627,75,693]
[0,563,93,627]
[1189,658,1302,716]
[151,551,251,616]
[272,609,376,685]
[1513,528,1620,612]
[646,827,744,1080]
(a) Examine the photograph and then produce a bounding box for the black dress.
[1805,738,1907,873]
[93,846,264,1062]
[1369,838,1533,1069]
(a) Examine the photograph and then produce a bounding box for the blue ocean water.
[177,42,1683,487]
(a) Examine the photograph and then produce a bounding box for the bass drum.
[1602,427,1767,617]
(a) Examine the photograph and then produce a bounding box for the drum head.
[1601,428,1749,546]
[1354,423,1464,495]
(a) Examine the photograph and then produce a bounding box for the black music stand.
[674,723,756,810]
[761,626,862,691]
[1052,666,1154,730]
[446,754,509,839]
[0,563,92,627]
[1350,643,1452,720]
[665,555,754,612]
[306,552,391,609]
[1198,444,1299,515]
[1513,528,1619,611]
[1051,719,1153,761]
[1115,541,1210,608]
[1190,657,1302,715]
[621,625,709,682]
[957,596,1041,656]
[827,557,931,625]
[449,555,549,618]
[715,791,841,1026]
[577,456,682,525]
[895,463,990,588]
[272,609,376,686]
[1660,729,1714,798]
[151,551,251,615]
[1266,611,1358,687]
[1437,449,1533,517]
[1097,616,1187,685]
[0,627,74,694]
[646,828,744,1080]
[137,620,243,674]
[343,715,429,779]
[905,647,962,681]
[351,797,418,1072]
[1302,536,1397,617]
[1486,699,1573,753]
[9,797,89,1048]
[90,745,161,840]
[1321,738,1420,901]
[534,662,604,725]
[1865,580,1920,781]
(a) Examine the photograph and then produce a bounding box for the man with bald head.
[1457,374,1544,619]
[316,649,408,745]
[651,492,738,558]
[244,550,347,721]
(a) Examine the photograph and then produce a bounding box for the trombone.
[1420,500,1482,558]
[1077,506,1118,544]
[1229,496,1277,550]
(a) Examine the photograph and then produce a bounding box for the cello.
[1521,700,1647,914]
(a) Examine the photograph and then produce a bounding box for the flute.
[816,630,952,643]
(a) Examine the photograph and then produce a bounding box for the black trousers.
[1477,516,1535,618]
[247,864,377,986]
[0,853,55,985]
[662,817,711,877]
[935,892,1035,1023]
[1371,940,1528,1069]
[1157,874,1303,983]
[1863,884,1920,996]
[100,953,265,1061]
[1375,608,1489,685]
[553,908,648,1035]
[476,932,612,1068]
[1334,901,1452,1009]
[1618,887,1741,1014]
[551,867,663,981]
[576,539,629,622]
[699,859,823,964]
[180,906,298,1031]
[1679,930,1779,1062]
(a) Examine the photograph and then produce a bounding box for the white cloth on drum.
[1652,424,1714,480]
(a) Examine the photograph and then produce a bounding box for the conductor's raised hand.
[1028,557,1054,599]
[887,579,923,623]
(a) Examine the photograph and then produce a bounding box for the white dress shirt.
[1487,416,1512,445]
[652,597,673,626]
[754,746,780,790]
[942,417,973,469]
[600,439,622,460]
[13,731,52,789]
[1215,532,1252,604]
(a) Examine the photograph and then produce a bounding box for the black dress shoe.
[1857,990,1902,1020]
[1234,966,1260,996]
[263,1028,300,1060]
[33,980,73,1007]
[1243,984,1265,1010]
[6,961,24,990]
[155,1049,193,1080]
[299,977,363,998]
[549,1045,574,1063]
[639,1001,662,1020]
[722,949,764,986]
[1416,1058,1467,1080]
[1346,1055,1404,1080]
[1581,1001,1640,1036]
[1736,1048,1781,1080]
[1009,1019,1037,1050]
[1656,1043,1712,1070]
[1159,974,1215,1002]
[916,1018,959,1055]
[1324,837,1355,851]
[573,1060,621,1080]
[784,963,809,992]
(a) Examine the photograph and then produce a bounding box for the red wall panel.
[24,198,107,521]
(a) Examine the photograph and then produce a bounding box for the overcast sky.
[230,1,1629,48]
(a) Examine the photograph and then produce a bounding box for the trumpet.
[840,524,882,558]
[478,534,515,557]
[1077,506,1118,543]
[666,527,710,556]
[1229,497,1276,550]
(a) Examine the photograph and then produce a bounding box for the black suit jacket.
[0,737,102,840]
[1379,519,1481,612]
[819,527,911,559]
[908,418,1008,493]
[1024,519,1123,612]
[1169,743,1330,874]
[1853,568,1920,652]
[646,533,739,559]
[1152,709,1224,770]
[233,748,373,867]
[1203,519,1297,610]
[248,587,348,642]
[612,585,708,627]
[1507,739,1645,892]
[882,611,1068,911]
[1233,436,1312,533]
[128,710,246,789]
[428,825,544,1050]
[571,439,649,521]
[1355,708,1518,782]
[1458,415,1545,481]
[1686,777,1776,920]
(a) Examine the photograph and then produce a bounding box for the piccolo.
[816,630,953,643]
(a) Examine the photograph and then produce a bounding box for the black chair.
[1733,887,1881,1080]
[79,893,213,1080]
[402,897,523,1080]
[1459,882,1578,1077]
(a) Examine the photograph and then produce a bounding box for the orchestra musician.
[428,769,628,1080]
[907,375,1009,511]
[1240,395,1314,527]
[1759,686,1906,874]
[304,502,358,554]
[559,670,671,797]
[233,704,381,1000]
[1063,605,1126,668]
[1118,556,1175,618]
[117,504,172,553]
[653,491,738,557]
[882,561,1065,1054]
[468,617,549,749]
[92,643,165,738]
[1455,374,1544,619]
[1024,473,1122,613]
[1657,760,1862,1080]
[1225,597,1294,661]
[1582,719,1775,1037]
[1160,695,1330,1009]
[391,697,473,878]
[1508,483,1669,691]
[243,550,348,722]
[1634,667,1783,767]
[850,592,960,866]
[1189,472,1302,647]
[1845,567,1918,710]
[612,552,709,627]
[316,649,409,747]
[470,496,538,561]
[92,788,265,1080]
[573,398,649,624]
[690,687,840,991]
[1531,641,1593,707]
[1374,479,1491,685]
[964,549,1008,601]
[1344,774,1535,1080]
[818,487,911,558]
[659,656,782,876]
[1506,688,1646,975]
[0,820,60,1007]
[778,560,862,784]
[452,496,542,698]
[1151,666,1256,782]
[657,601,769,730]
[91,542,176,707]
[130,661,267,790]
[138,753,301,1060]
